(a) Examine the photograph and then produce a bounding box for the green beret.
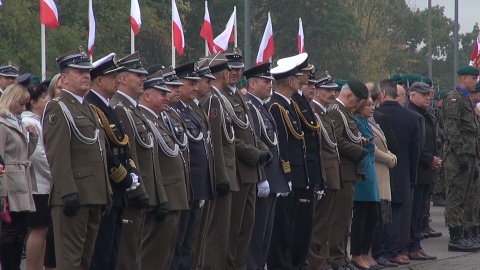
[348,79,369,100]
[457,66,479,76]
[30,76,41,84]
[335,79,347,90]
[237,78,247,88]
[434,91,447,100]
[402,74,422,87]
[389,74,404,85]
[421,76,433,87]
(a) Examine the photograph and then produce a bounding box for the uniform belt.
[5,160,32,167]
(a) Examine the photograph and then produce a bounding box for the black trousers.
[409,184,430,253]
[247,193,276,270]
[90,206,124,270]
[383,203,404,259]
[170,200,202,270]
[267,187,314,270]
[350,201,379,256]
[0,212,28,270]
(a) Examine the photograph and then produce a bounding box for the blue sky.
[408,0,479,34]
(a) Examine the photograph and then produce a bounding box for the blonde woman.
[0,84,38,270]
[46,74,61,100]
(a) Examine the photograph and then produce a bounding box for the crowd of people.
[0,45,477,270]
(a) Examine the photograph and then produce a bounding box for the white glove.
[126,173,140,191]
[199,200,205,208]
[257,181,270,198]
[315,190,325,201]
[277,181,292,197]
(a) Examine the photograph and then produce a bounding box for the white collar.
[180,100,189,108]
[312,99,328,113]
[298,90,303,96]
[117,90,138,107]
[62,89,84,104]
[335,98,346,108]
[247,92,264,105]
[138,104,158,119]
[276,92,291,105]
[228,85,237,93]
[90,89,110,107]
[193,98,200,105]
[212,86,222,95]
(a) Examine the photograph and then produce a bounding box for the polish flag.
[87,0,95,56]
[130,0,141,35]
[470,32,480,68]
[40,0,60,29]
[298,18,305,53]
[256,13,274,65]
[172,0,185,55]
[213,9,236,52]
[200,4,215,54]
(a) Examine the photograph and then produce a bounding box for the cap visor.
[184,76,201,80]
[259,75,274,80]
[69,62,94,70]
[205,73,216,80]
[126,67,149,75]
[165,80,184,86]
[152,85,171,92]
[0,73,19,78]
[229,62,245,69]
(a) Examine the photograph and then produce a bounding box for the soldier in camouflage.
[442,66,480,252]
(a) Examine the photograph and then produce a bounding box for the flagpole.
[234,6,237,48]
[172,0,175,68]
[131,28,135,54]
[41,24,46,80]
[298,18,302,54]
[268,12,272,63]
[204,1,208,56]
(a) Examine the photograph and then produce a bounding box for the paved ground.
[396,204,478,270]
[19,204,479,270]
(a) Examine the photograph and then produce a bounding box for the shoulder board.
[332,104,339,110]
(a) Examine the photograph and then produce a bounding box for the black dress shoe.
[369,264,385,270]
[375,256,398,267]
[426,227,442,237]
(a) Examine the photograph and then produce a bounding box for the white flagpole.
[268,12,272,63]
[131,28,135,54]
[234,6,237,48]
[172,0,175,68]
[204,1,208,57]
[298,18,302,54]
[41,24,46,80]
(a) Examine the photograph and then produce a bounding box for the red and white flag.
[298,18,305,53]
[130,0,141,35]
[172,0,185,55]
[213,9,236,52]
[40,0,59,29]
[87,0,95,56]
[470,32,480,68]
[200,3,215,54]
[256,13,274,65]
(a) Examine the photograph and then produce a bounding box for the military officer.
[199,53,238,270]
[442,66,480,252]
[0,61,19,95]
[244,63,290,270]
[110,52,167,270]
[222,48,272,269]
[43,46,112,270]
[139,71,189,269]
[171,62,215,270]
[308,72,342,270]
[86,53,140,270]
[327,79,369,270]
[432,91,447,206]
[266,56,309,269]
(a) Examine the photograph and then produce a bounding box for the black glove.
[258,151,268,166]
[265,151,274,166]
[134,193,150,208]
[63,193,80,217]
[457,154,469,172]
[118,173,134,190]
[216,182,230,197]
[154,202,169,222]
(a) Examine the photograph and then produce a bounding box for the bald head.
[396,84,406,105]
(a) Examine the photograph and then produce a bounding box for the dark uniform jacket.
[310,100,341,190]
[140,106,189,211]
[86,90,135,208]
[327,99,365,182]
[200,88,239,192]
[110,92,168,206]
[43,90,112,205]
[246,93,289,193]
[222,87,269,184]
[173,101,214,200]
[267,93,308,188]
[407,102,438,185]
[291,92,323,190]
[377,100,421,203]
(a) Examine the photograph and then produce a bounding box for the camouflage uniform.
[432,105,446,202]
[442,88,480,230]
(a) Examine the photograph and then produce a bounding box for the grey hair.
[370,83,381,102]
